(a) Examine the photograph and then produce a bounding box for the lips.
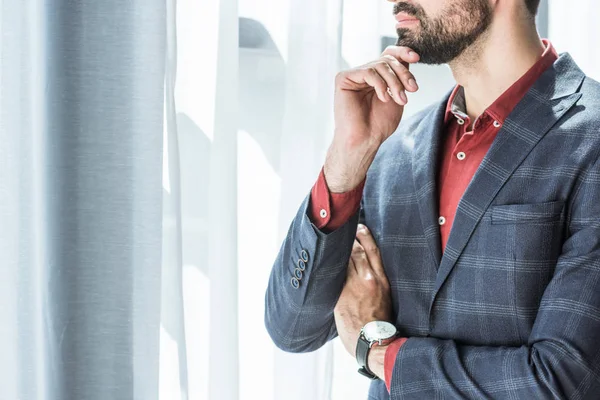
[395,12,419,23]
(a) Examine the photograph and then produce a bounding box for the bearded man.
[265,0,600,398]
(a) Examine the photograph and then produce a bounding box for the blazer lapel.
[432,53,585,299]
[411,95,450,269]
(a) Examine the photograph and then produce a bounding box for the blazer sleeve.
[389,157,600,399]
[264,194,361,353]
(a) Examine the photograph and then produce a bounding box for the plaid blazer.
[265,53,600,399]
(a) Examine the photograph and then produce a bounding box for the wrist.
[324,140,378,193]
[367,344,387,379]
[355,321,397,380]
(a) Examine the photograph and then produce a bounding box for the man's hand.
[334,224,393,378]
[325,46,420,193]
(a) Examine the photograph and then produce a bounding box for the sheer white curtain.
[161,0,238,399]
[162,1,600,400]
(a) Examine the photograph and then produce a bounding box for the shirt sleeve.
[308,168,365,232]
[384,337,408,392]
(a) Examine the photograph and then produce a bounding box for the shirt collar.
[444,39,559,126]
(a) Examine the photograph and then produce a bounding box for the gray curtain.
[0,1,165,399]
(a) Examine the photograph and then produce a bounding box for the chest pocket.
[464,201,568,341]
[490,200,565,225]
[486,200,565,302]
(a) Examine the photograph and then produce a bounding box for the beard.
[394,0,493,65]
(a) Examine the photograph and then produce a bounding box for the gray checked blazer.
[265,53,600,399]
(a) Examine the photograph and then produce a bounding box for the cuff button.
[300,249,309,262]
[294,268,303,280]
[291,277,300,289]
[297,259,306,271]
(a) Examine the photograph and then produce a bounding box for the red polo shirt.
[308,40,558,391]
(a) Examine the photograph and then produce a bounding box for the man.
[265,0,600,398]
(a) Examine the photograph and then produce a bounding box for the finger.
[361,67,391,103]
[381,55,419,93]
[337,68,390,103]
[373,61,406,106]
[355,224,386,279]
[351,239,371,274]
[381,45,420,66]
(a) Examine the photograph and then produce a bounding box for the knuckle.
[383,63,396,73]
[354,254,367,265]
[378,61,391,70]
[334,71,346,85]
[364,276,378,290]
[352,245,365,256]
[364,245,379,254]
[396,62,408,72]
[382,54,399,64]
[366,66,378,76]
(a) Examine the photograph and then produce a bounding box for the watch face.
[363,321,397,341]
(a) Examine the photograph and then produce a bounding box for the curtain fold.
[208,0,239,398]
[161,0,189,398]
[160,0,239,399]
[1,1,166,399]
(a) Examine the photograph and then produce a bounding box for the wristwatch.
[355,321,398,380]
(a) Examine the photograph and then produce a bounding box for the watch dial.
[363,321,396,341]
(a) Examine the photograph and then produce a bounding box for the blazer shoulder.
[562,76,600,133]
[580,76,600,113]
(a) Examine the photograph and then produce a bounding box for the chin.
[395,31,420,48]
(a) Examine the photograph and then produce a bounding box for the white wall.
[548,0,600,81]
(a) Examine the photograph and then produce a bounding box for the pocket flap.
[491,201,565,224]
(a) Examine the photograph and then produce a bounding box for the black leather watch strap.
[356,334,378,380]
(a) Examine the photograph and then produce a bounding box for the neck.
[448,15,545,121]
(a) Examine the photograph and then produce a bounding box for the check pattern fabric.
[265,53,600,399]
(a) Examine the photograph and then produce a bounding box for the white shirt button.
[319,209,328,219]
[456,118,465,125]
[493,120,501,128]
[457,152,466,161]
[438,216,446,226]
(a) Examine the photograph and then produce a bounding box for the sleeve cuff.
[308,168,364,232]
[384,337,408,392]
